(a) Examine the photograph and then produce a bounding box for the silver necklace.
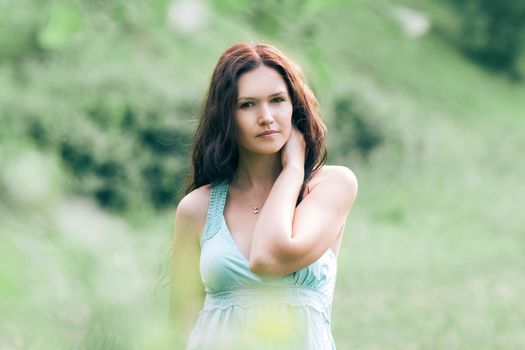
[232,184,264,215]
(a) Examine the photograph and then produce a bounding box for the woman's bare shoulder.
[309,165,358,190]
[174,184,212,239]
[302,165,357,218]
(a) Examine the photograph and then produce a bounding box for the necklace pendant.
[253,207,259,214]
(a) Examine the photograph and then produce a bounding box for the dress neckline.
[218,180,337,265]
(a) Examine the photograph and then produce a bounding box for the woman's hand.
[281,125,306,170]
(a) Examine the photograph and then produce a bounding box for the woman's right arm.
[169,189,207,346]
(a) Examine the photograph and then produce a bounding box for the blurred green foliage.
[1,0,200,211]
[444,0,525,77]
[38,2,83,50]
[333,97,384,159]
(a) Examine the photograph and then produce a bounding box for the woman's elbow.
[248,240,298,278]
[249,259,287,278]
[248,252,292,278]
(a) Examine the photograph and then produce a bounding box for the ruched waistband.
[203,286,332,324]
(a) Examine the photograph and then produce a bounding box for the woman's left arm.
[248,128,358,277]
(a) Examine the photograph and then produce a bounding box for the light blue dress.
[186,180,338,350]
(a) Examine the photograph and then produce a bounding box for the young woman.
[170,42,358,349]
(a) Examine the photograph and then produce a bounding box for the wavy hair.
[183,43,327,205]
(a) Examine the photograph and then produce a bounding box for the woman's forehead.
[237,66,288,99]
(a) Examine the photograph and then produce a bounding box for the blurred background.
[1,0,524,349]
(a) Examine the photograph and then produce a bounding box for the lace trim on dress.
[200,180,228,244]
[202,286,332,325]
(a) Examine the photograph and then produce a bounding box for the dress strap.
[200,179,229,245]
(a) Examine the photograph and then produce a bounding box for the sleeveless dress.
[186,179,338,350]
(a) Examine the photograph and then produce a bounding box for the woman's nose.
[259,103,274,125]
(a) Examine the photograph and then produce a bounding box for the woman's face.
[234,65,293,155]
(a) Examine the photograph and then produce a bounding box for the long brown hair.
[183,43,327,205]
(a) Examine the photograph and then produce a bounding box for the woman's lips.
[257,131,278,137]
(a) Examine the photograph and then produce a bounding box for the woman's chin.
[240,140,286,155]
[256,149,281,155]
[243,146,282,155]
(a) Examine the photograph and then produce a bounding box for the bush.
[332,96,384,160]
[30,106,194,211]
[446,0,525,76]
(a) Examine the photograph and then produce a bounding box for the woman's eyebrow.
[237,90,287,101]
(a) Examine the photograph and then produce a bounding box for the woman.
[170,42,357,349]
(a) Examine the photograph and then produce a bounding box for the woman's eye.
[272,97,285,103]
[240,102,254,109]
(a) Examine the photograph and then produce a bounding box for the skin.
[170,65,358,340]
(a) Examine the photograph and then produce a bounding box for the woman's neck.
[232,152,282,192]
